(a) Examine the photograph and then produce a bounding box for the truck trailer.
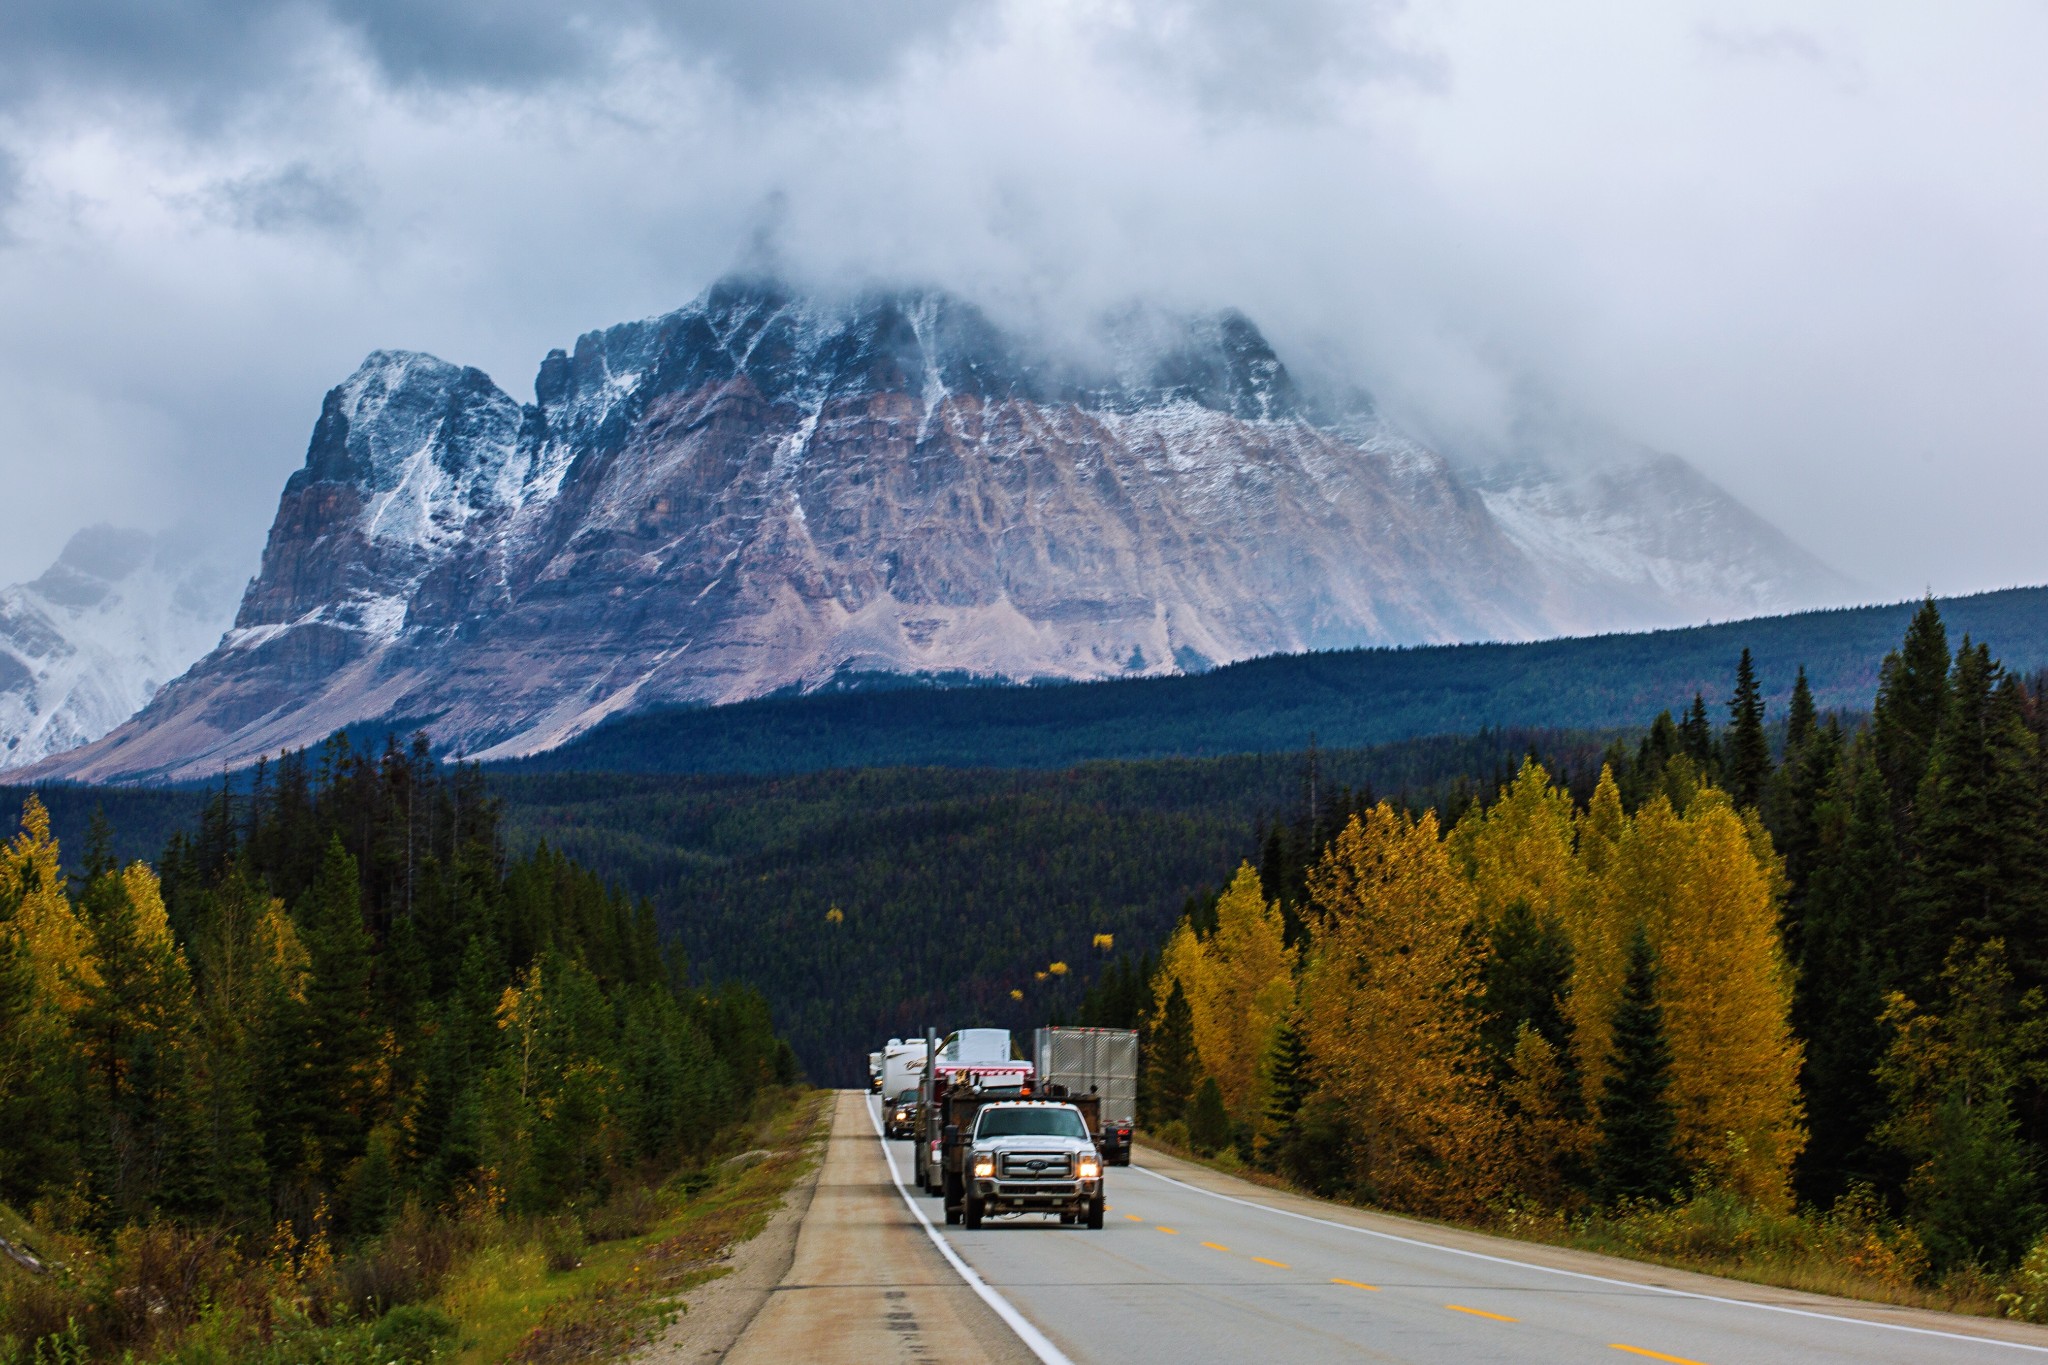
[1033,1027,1138,1165]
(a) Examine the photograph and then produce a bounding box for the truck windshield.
[976,1108,1088,1140]
[894,1090,918,1105]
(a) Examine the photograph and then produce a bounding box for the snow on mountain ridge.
[0,527,246,771]
[23,277,1850,784]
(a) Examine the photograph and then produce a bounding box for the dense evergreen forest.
[0,739,791,1363]
[1088,601,2048,1303]
[494,727,1620,1084]
[503,585,2048,776]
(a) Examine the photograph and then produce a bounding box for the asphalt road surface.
[864,1092,2048,1365]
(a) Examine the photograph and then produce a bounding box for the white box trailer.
[1033,1027,1138,1165]
[880,1040,930,1104]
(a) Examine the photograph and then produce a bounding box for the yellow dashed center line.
[1445,1304,1518,1323]
[1252,1257,1292,1270]
[1610,1347,1709,1365]
[1155,1226,1180,1234]
[1124,1214,1144,1222]
[1201,1241,1230,1251]
[1331,1277,1380,1292]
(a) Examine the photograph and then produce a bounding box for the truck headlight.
[973,1156,995,1178]
[1077,1156,1101,1180]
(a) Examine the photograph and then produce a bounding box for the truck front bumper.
[973,1177,1101,1211]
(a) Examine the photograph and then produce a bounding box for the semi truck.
[1033,1027,1138,1165]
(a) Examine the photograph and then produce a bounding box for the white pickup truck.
[962,1100,1105,1230]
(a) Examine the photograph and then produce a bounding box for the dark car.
[884,1087,921,1139]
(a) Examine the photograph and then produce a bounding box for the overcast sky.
[1,1,2043,600]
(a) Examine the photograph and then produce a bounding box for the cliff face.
[28,279,1843,783]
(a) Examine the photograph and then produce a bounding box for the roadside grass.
[1136,1133,2010,1322]
[0,1089,830,1365]
[457,1088,831,1364]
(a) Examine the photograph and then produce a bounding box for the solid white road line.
[864,1095,1077,1365]
[1131,1162,2048,1355]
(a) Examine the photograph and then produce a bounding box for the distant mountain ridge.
[26,276,1850,784]
[502,585,2048,777]
[0,527,245,772]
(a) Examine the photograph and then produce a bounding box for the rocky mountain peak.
[20,279,1850,784]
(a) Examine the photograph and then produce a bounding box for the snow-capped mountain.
[1430,393,1856,633]
[0,526,247,772]
[27,277,1849,783]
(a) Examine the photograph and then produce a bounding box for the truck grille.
[999,1150,1073,1179]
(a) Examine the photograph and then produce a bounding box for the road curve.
[864,1092,2048,1365]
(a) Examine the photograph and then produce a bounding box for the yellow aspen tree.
[1498,1024,1592,1208]
[1,796,99,1012]
[1649,790,1806,1210]
[1192,863,1295,1126]
[1301,804,1499,1217]
[1451,758,1579,925]
[1563,767,1632,1101]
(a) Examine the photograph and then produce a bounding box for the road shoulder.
[631,1111,827,1364]
[714,1090,1038,1365]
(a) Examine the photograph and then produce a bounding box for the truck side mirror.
[943,1124,958,1143]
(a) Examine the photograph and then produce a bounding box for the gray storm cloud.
[0,1,2044,604]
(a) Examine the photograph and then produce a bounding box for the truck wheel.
[1059,1212,1074,1225]
[1085,1198,1105,1230]
[965,1194,984,1230]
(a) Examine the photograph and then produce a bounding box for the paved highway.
[866,1093,2048,1365]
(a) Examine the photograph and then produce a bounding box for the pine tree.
[1785,666,1818,758]
[1145,978,1197,1125]
[1595,928,1681,1205]
[277,838,381,1184]
[1680,694,1716,774]
[1262,1013,1313,1134]
[1477,899,1576,1091]
[1901,643,2048,999]
[1186,1077,1231,1155]
[1876,941,2044,1271]
[1795,741,1903,1204]
[1872,597,1951,829]
[72,863,207,1222]
[1725,648,1772,811]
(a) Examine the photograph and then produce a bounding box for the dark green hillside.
[0,782,206,865]
[502,586,2048,776]
[494,727,1618,1084]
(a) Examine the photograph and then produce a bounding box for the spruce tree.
[1785,666,1818,757]
[1794,743,1901,1204]
[293,838,379,1181]
[1594,928,1681,1205]
[1679,694,1716,774]
[1146,978,1198,1125]
[1902,643,2048,998]
[1725,648,1772,811]
[1186,1076,1231,1155]
[1478,899,1576,1088]
[1872,597,1951,829]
